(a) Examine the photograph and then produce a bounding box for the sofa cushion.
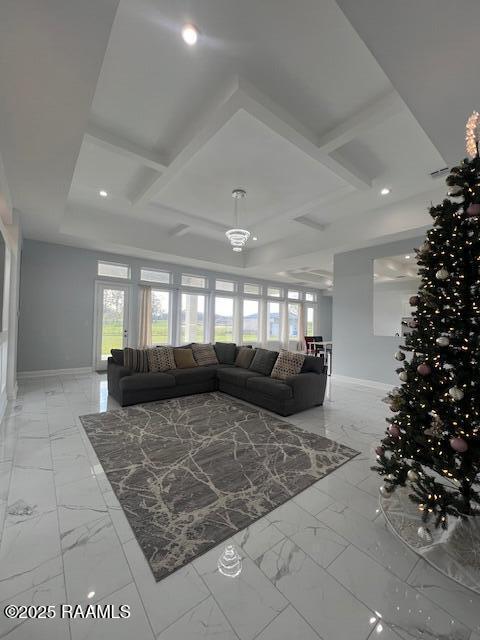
[249,348,278,376]
[301,354,325,374]
[173,348,198,369]
[110,349,124,366]
[216,367,263,388]
[246,376,293,400]
[168,366,217,385]
[147,346,175,372]
[191,343,218,366]
[120,371,175,392]
[235,346,256,368]
[214,342,237,364]
[271,349,305,380]
[123,347,149,373]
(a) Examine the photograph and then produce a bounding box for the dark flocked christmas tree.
[374,113,480,530]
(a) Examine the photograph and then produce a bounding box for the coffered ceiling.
[1,0,473,288]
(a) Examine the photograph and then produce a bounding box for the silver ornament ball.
[399,371,408,382]
[436,336,450,347]
[448,386,464,401]
[435,268,449,281]
[379,485,392,497]
[394,350,406,361]
[407,469,419,482]
[385,473,395,481]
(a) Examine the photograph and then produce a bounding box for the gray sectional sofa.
[107,344,327,416]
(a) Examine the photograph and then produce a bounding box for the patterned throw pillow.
[123,347,149,373]
[271,349,305,380]
[191,343,218,366]
[147,346,175,372]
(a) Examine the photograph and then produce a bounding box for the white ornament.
[448,386,464,401]
[407,469,419,482]
[217,545,242,578]
[417,526,433,542]
[379,485,391,497]
[394,350,406,361]
[435,268,449,281]
[385,473,395,481]
[436,336,450,347]
[399,371,408,382]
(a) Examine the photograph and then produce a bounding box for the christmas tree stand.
[380,487,480,594]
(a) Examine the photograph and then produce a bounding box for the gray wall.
[333,236,423,385]
[18,239,325,372]
[318,294,332,341]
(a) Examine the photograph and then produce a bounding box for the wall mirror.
[373,254,419,337]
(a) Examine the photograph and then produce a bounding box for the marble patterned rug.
[80,392,358,581]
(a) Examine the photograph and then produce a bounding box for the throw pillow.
[214,342,237,364]
[191,343,218,366]
[235,346,256,369]
[249,348,278,376]
[110,349,124,366]
[271,349,305,380]
[123,347,149,373]
[173,348,198,369]
[147,346,175,372]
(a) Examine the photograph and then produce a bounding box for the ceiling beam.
[317,90,404,154]
[131,85,242,208]
[85,123,168,172]
[237,78,372,190]
[131,76,374,209]
[168,223,190,237]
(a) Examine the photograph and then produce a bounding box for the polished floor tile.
[0,374,476,640]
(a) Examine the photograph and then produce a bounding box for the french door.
[94,283,131,370]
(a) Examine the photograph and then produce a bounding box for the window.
[140,268,170,284]
[180,294,205,343]
[288,303,299,339]
[267,301,280,341]
[216,279,235,292]
[181,274,206,288]
[242,299,259,343]
[305,292,315,302]
[267,287,281,298]
[306,306,314,335]
[244,283,260,295]
[151,290,170,344]
[97,261,130,279]
[214,297,234,342]
[288,290,300,300]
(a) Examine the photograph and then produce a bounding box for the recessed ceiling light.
[253,236,258,241]
[87,591,95,599]
[405,255,411,259]
[380,187,391,196]
[99,190,108,198]
[182,24,198,46]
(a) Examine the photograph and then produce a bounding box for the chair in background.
[312,336,324,358]
[304,336,315,355]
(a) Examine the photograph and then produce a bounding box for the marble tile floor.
[0,373,478,640]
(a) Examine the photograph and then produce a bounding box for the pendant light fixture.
[225,188,250,252]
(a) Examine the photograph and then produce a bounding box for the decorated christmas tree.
[374,113,480,530]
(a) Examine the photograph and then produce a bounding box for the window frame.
[181,273,207,289]
[241,297,260,344]
[97,260,131,280]
[243,283,261,296]
[140,267,171,285]
[215,279,236,293]
[214,295,235,343]
[267,286,282,299]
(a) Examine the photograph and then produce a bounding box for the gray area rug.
[80,392,358,580]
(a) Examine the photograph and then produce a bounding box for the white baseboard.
[17,366,93,379]
[332,374,393,391]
